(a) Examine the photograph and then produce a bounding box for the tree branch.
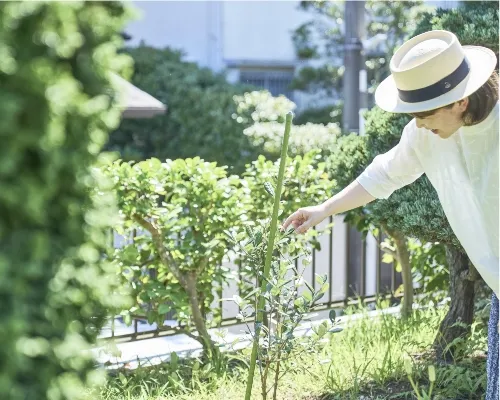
[133,215,184,285]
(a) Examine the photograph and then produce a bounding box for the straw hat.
[375,30,497,113]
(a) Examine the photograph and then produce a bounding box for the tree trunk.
[184,273,218,361]
[434,245,476,361]
[391,230,414,318]
[382,225,414,318]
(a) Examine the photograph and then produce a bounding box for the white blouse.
[357,102,499,296]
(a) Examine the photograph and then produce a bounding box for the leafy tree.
[0,2,132,398]
[291,1,430,102]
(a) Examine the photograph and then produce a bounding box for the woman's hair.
[409,69,499,125]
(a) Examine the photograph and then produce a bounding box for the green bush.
[240,151,336,299]
[104,151,336,354]
[105,157,244,359]
[232,90,295,125]
[243,121,340,157]
[413,1,499,57]
[0,2,132,399]
[107,46,267,174]
[293,103,343,126]
[243,151,336,224]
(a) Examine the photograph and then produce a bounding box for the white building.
[125,1,462,111]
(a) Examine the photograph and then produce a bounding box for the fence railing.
[100,215,402,343]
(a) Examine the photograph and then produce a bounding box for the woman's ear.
[457,97,469,112]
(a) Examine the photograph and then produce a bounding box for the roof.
[111,73,167,119]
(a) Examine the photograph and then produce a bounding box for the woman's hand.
[280,204,328,234]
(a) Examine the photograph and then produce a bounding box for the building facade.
[125,1,461,111]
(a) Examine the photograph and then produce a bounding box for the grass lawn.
[87,304,488,400]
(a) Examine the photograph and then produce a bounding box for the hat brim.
[375,46,497,114]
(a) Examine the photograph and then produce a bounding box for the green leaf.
[382,253,394,264]
[123,314,132,326]
[302,291,313,303]
[317,321,328,337]
[232,295,243,306]
[294,298,305,308]
[315,274,328,286]
[329,309,336,323]
[264,181,275,197]
[170,352,179,370]
[320,282,329,294]
[158,304,170,315]
[147,311,157,325]
[118,372,128,386]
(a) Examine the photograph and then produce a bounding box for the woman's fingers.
[295,219,313,234]
[281,210,302,231]
[281,209,309,233]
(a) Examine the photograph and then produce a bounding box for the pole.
[343,0,365,134]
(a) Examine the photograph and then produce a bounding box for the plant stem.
[245,112,293,400]
[272,292,283,400]
[262,361,269,400]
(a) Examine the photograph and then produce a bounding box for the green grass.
[86,305,488,400]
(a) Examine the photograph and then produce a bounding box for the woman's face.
[413,99,468,139]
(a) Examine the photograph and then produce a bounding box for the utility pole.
[343,0,365,134]
[343,0,366,299]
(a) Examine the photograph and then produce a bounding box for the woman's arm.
[282,120,424,234]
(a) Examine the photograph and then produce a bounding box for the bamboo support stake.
[244,112,293,400]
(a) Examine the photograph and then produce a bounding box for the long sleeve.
[356,120,424,200]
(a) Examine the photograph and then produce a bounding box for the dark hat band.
[397,57,470,103]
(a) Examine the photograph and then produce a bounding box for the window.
[239,70,294,100]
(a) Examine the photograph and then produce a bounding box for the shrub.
[293,103,343,126]
[243,122,340,157]
[0,2,132,398]
[105,157,244,360]
[232,90,295,125]
[243,151,336,225]
[107,46,265,173]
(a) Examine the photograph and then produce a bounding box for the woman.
[281,30,499,398]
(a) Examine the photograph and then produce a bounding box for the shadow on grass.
[306,354,486,400]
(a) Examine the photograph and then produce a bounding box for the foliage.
[412,1,499,56]
[226,223,336,400]
[232,90,295,125]
[291,1,430,99]
[88,306,488,400]
[103,149,337,363]
[0,2,133,399]
[240,151,336,301]
[105,157,244,358]
[243,152,335,227]
[231,115,336,400]
[289,64,344,96]
[293,103,343,126]
[243,122,340,157]
[107,46,262,174]
[408,240,449,298]
[236,91,341,158]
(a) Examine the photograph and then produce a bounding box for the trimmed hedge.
[0,2,131,399]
